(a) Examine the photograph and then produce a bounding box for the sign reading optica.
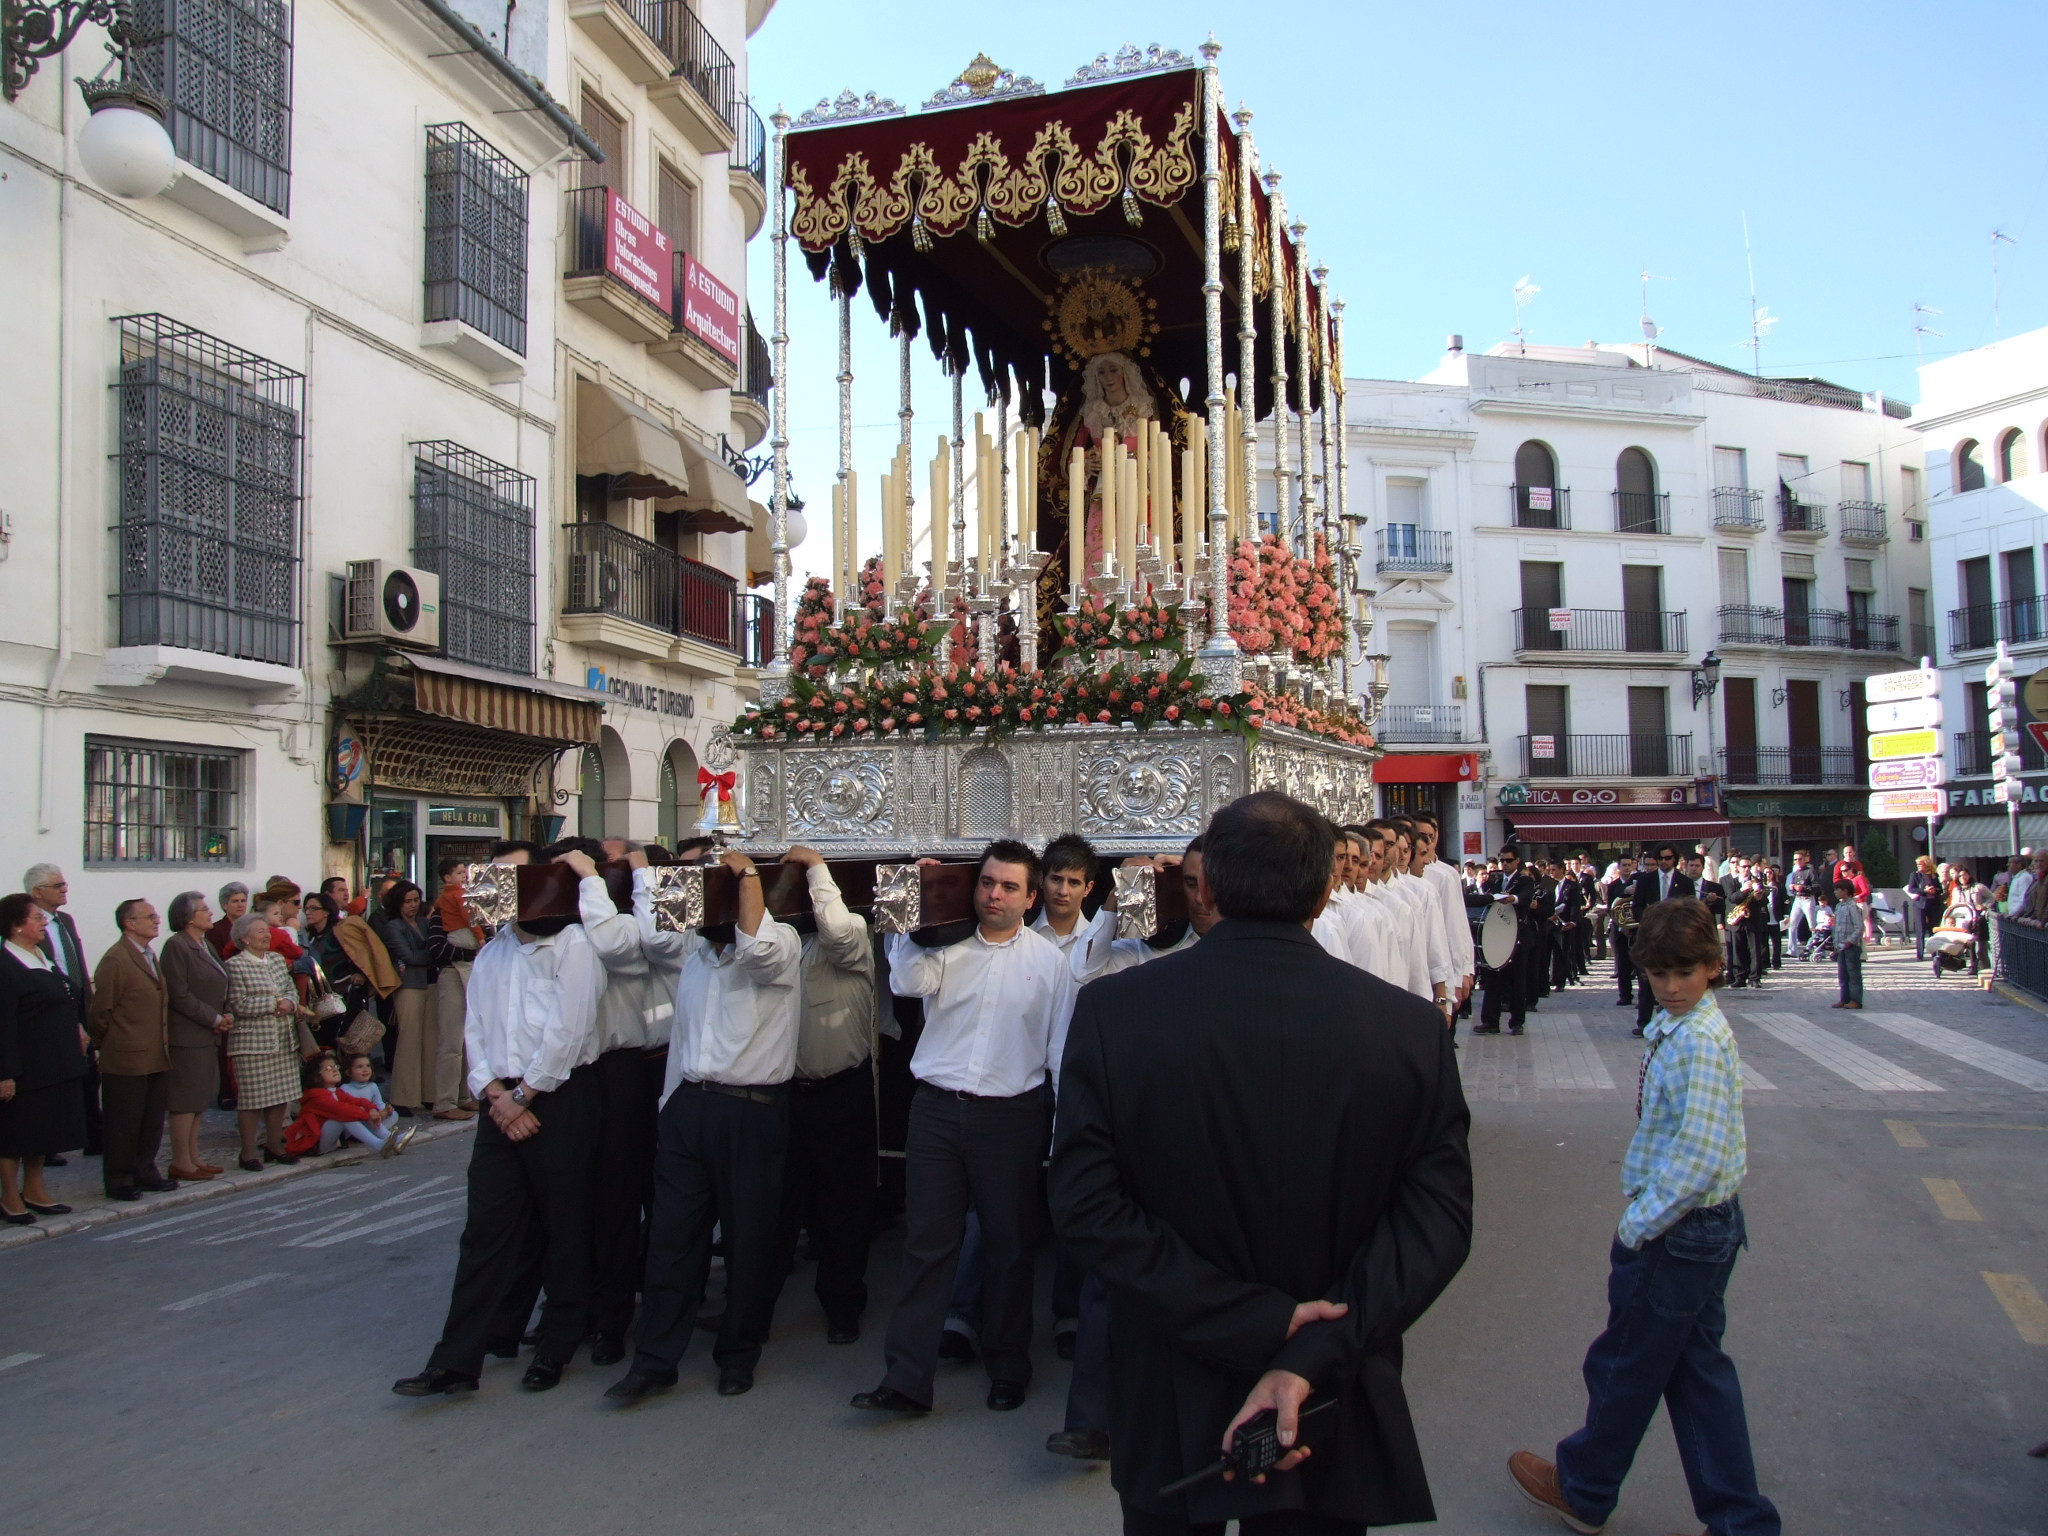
[1870,787,1948,820]
[1869,757,1948,790]
[1867,727,1942,761]
[1863,666,1941,703]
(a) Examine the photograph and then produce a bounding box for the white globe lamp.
[76,85,178,200]
[781,502,808,552]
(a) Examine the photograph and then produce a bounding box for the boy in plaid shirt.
[1508,897,1780,1535]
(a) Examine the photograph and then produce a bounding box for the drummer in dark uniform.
[1475,846,1539,1036]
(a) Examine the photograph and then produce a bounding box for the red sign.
[680,252,741,365]
[1463,831,1483,855]
[603,188,672,312]
[2028,721,2048,758]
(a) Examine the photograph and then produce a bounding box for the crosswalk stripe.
[1526,1014,1616,1092]
[0,1353,45,1372]
[162,1272,291,1312]
[1744,1013,1944,1092]
[369,1215,464,1246]
[1857,1013,2048,1092]
[1740,1062,1777,1091]
[290,1195,467,1248]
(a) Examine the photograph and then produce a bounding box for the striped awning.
[1934,812,2048,860]
[407,655,600,745]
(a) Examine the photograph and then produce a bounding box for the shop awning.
[407,654,601,744]
[1502,807,1732,845]
[1373,752,1478,784]
[577,379,694,501]
[1935,812,2048,860]
[652,438,753,533]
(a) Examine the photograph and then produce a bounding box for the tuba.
[1610,890,1638,932]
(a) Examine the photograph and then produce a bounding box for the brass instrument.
[1610,890,1638,933]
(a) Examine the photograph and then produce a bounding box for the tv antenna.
[1912,301,1944,367]
[1992,228,2018,337]
[1741,213,1775,374]
[1511,275,1539,353]
[1638,268,1669,345]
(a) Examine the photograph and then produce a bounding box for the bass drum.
[1480,901,1520,971]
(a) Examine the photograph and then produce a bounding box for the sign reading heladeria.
[680,254,741,365]
[605,189,672,312]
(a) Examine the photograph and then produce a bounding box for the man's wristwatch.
[509,1081,533,1107]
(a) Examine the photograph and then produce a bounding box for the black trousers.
[427,1063,600,1378]
[592,1047,661,1340]
[1121,1504,1366,1536]
[1612,926,1634,1002]
[771,1061,876,1328]
[99,1071,166,1192]
[1732,924,1769,985]
[80,1049,103,1154]
[1480,954,1525,1028]
[1064,1269,1109,1432]
[633,1079,790,1376]
[881,1082,1051,1405]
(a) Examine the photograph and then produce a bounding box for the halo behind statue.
[1043,268,1160,372]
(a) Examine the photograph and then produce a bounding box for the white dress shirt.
[578,875,661,1053]
[888,924,1064,1098]
[797,864,876,1080]
[463,923,607,1099]
[663,916,803,1099]
[1366,878,1434,998]
[1397,870,1456,987]
[1419,859,1476,986]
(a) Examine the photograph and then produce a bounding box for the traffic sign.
[2030,720,2048,758]
[1869,788,1948,820]
[1866,698,1944,732]
[1865,666,1941,703]
[1869,757,1947,790]
[1868,727,1942,761]
[2024,666,2048,720]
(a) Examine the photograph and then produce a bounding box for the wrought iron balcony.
[1949,596,2048,653]
[1375,525,1453,574]
[1718,746,1859,787]
[1512,606,1687,654]
[730,101,767,189]
[1378,704,1464,743]
[738,310,771,408]
[739,593,776,667]
[1778,494,1827,536]
[1613,490,1670,535]
[1712,487,1763,529]
[1718,605,1899,651]
[1521,733,1693,779]
[1839,499,1888,545]
[562,520,749,656]
[1510,484,1571,529]
[1954,729,2048,778]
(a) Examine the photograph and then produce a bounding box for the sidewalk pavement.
[0,1103,475,1253]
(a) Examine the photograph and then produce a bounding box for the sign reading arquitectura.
[588,665,695,718]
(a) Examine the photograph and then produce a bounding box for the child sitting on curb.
[283,1054,417,1159]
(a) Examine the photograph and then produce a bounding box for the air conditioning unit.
[342,561,441,650]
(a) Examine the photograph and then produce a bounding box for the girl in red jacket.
[283,1055,418,1158]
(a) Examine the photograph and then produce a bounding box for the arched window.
[1513,441,1563,527]
[1957,438,1987,492]
[1515,440,1557,487]
[657,737,700,847]
[1998,427,2029,483]
[1615,446,1660,533]
[577,746,606,839]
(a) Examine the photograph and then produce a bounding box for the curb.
[1992,978,2048,1017]
[0,1117,474,1254]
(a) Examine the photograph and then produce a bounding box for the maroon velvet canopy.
[783,66,1326,426]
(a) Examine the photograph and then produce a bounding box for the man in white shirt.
[854,840,1063,1417]
[768,846,879,1346]
[608,849,802,1402]
[1359,820,1447,1009]
[395,856,607,1398]
[1409,812,1476,1019]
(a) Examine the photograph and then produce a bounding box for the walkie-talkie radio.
[1158,1397,1338,1497]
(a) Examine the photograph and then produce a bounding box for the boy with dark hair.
[1510,896,1779,1536]
[1830,879,1866,1010]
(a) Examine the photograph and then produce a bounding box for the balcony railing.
[730,101,767,188]
[613,0,738,125]
[1949,595,2048,652]
[562,521,751,656]
[1908,623,1937,663]
[1711,487,1763,529]
[1717,605,1900,651]
[1718,746,1860,786]
[739,593,775,667]
[1613,490,1670,535]
[1375,525,1453,573]
[738,310,771,407]
[1521,733,1693,779]
[1953,730,2048,778]
[565,185,610,278]
[1839,500,1888,545]
[1511,484,1571,529]
[1512,606,1687,654]
[1378,704,1464,742]
[1778,495,1827,535]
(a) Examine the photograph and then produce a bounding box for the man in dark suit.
[1051,792,1473,1536]
[26,863,99,1159]
[1477,846,1540,1035]
[1630,845,1694,1035]
[1603,856,1637,1003]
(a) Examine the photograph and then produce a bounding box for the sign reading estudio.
[588,665,695,718]
[603,189,672,312]
[680,254,740,365]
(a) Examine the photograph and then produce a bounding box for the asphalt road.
[2,945,2043,1535]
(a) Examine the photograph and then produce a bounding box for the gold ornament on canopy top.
[1043,268,1159,370]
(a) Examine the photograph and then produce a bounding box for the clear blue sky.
[744,0,2048,577]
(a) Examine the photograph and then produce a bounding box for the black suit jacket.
[1631,868,1695,913]
[37,910,91,1026]
[1050,921,1472,1526]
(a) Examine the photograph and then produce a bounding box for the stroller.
[1798,902,1838,963]
[1930,900,1984,979]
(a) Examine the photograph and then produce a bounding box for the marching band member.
[1476,845,1540,1035]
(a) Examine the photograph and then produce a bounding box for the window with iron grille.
[412,440,536,674]
[84,737,244,866]
[425,124,529,355]
[132,0,294,214]
[116,314,302,667]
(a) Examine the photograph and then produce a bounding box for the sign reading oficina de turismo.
[1862,664,1947,820]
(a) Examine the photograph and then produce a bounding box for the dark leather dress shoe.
[43,1153,67,1167]
[604,1369,676,1403]
[825,1317,860,1346]
[135,1174,179,1192]
[937,1329,976,1362]
[392,1367,479,1397]
[106,1186,142,1201]
[521,1357,565,1391]
[851,1385,928,1414]
[261,1148,299,1166]
[987,1381,1027,1411]
[1046,1428,1110,1461]
[716,1365,754,1396]
[589,1334,626,1367]
[23,1201,71,1216]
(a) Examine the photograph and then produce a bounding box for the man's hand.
[784,844,824,869]
[0,1079,15,1102]
[503,1109,542,1142]
[486,1085,524,1132]
[720,850,756,876]
[626,847,650,871]
[560,849,599,880]
[1221,1370,1316,1482]
[1285,1298,1348,1339]
[916,856,941,869]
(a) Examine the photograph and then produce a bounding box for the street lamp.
[5,0,179,199]
[1364,652,1391,728]
[1690,650,1722,706]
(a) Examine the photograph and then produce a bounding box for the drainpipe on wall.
[40,83,77,835]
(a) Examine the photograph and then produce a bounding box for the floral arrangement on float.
[1226,534,1345,664]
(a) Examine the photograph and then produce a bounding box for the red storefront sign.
[604,189,672,312]
[680,253,741,365]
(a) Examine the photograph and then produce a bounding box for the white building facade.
[0,0,775,959]
[1345,341,1926,865]
[1916,325,2048,869]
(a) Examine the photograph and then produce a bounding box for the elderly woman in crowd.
[208,882,250,959]
[224,914,311,1172]
[371,880,438,1117]
[0,892,88,1223]
[161,890,232,1181]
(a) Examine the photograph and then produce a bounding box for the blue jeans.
[1557,1201,1780,1536]
[1836,944,1864,1004]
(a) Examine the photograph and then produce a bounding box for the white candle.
[1068,444,1085,597]
[830,483,845,616]
[930,435,949,604]
[844,470,859,607]
[1100,438,1118,579]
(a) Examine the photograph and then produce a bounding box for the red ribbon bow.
[698,767,737,803]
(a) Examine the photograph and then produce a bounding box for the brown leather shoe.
[433,1106,477,1121]
[167,1165,217,1181]
[1507,1451,1603,1534]
[196,1162,224,1175]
